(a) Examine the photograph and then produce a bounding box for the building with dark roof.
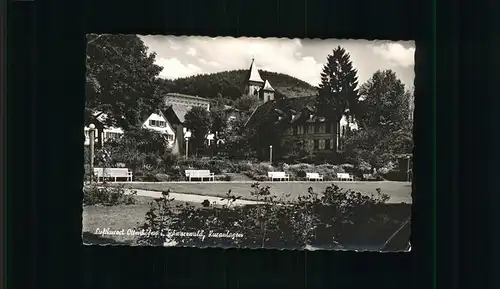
[243,60,357,161]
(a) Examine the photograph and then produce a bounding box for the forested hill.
[160,69,318,101]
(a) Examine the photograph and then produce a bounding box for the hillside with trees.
[160,69,318,101]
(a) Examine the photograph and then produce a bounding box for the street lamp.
[88,123,95,184]
[184,130,192,160]
[269,145,273,164]
[406,155,411,182]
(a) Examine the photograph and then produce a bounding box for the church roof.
[248,58,264,83]
[262,79,275,92]
[245,95,317,128]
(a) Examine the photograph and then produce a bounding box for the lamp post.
[269,145,273,164]
[406,155,411,182]
[89,123,95,184]
[184,130,192,160]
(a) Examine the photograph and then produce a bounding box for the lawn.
[112,181,412,204]
[82,196,208,245]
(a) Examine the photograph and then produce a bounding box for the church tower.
[245,58,265,99]
[261,79,275,102]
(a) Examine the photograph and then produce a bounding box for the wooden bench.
[337,173,355,182]
[185,170,215,182]
[268,171,290,181]
[306,172,324,181]
[94,168,133,182]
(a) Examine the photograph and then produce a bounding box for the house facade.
[243,58,357,159]
[84,92,215,155]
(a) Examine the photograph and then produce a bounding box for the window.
[307,124,314,134]
[325,139,331,150]
[320,124,325,133]
[308,140,314,151]
[315,123,320,133]
[105,132,121,141]
[297,125,303,134]
[313,140,319,150]
[166,134,174,141]
[293,126,298,135]
[319,139,325,150]
[149,120,166,127]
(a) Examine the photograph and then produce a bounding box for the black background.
[6,0,489,287]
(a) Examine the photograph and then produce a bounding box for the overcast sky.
[140,35,415,89]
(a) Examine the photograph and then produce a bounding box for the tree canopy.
[86,34,163,131]
[184,106,212,151]
[356,70,410,131]
[343,70,413,172]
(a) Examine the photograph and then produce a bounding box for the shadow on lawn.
[82,232,133,245]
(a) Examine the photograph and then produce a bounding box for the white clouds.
[371,43,415,68]
[186,47,197,56]
[168,40,181,50]
[198,58,221,68]
[155,58,202,79]
[179,37,323,85]
[140,35,415,88]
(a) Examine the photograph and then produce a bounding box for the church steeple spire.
[248,58,264,83]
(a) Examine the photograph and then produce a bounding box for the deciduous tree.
[184,106,212,152]
[344,70,413,173]
[86,34,163,144]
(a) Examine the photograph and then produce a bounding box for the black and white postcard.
[83,34,414,251]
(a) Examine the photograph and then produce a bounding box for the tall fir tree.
[315,46,360,152]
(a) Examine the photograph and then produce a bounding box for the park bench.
[306,172,324,181]
[94,168,133,182]
[185,170,215,182]
[337,173,355,182]
[268,171,290,181]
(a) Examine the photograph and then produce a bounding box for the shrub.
[175,158,237,175]
[215,174,232,181]
[154,173,170,182]
[312,164,344,181]
[83,184,137,206]
[297,170,307,178]
[136,183,410,250]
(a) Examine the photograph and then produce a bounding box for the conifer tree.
[315,46,360,152]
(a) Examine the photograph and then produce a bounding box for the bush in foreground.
[136,183,410,250]
[83,184,137,206]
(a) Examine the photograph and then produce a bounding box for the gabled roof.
[139,109,169,126]
[262,79,275,92]
[248,58,264,83]
[245,95,317,128]
[165,104,191,124]
[162,106,182,126]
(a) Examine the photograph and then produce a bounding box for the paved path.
[124,188,266,207]
[108,181,412,204]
